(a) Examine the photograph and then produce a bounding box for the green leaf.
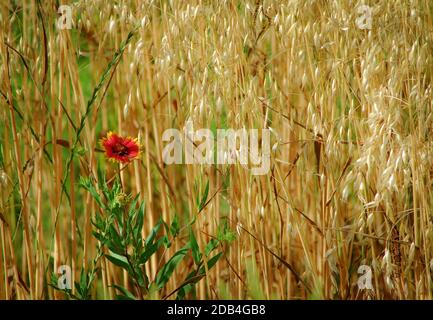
[198,252,222,275]
[174,252,223,300]
[74,282,83,298]
[175,251,222,300]
[105,240,124,256]
[92,214,105,231]
[198,180,210,211]
[189,227,202,265]
[92,230,106,244]
[127,195,140,218]
[136,270,149,288]
[146,218,162,246]
[176,270,203,300]
[155,245,189,289]
[75,147,87,157]
[112,284,136,300]
[139,237,163,264]
[205,238,220,256]
[176,283,195,300]
[217,221,236,243]
[134,201,145,240]
[170,214,180,237]
[106,251,130,271]
[127,195,144,242]
[96,165,106,191]
[107,225,122,250]
[162,235,172,248]
[79,177,105,210]
[79,269,87,290]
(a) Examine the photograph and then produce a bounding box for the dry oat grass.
[0,0,432,299]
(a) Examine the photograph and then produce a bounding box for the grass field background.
[0,0,432,299]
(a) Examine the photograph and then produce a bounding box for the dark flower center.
[112,143,129,156]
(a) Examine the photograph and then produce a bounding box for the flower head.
[100,132,140,163]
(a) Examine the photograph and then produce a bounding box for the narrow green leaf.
[112,284,136,300]
[140,238,163,264]
[155,245,189,289]
[198,180,210,211]
[106,252,130,271]
[189,227,202,265]
[199,252,222,275]
[79,177,105,210]
[146,218,162,246]
[134,201,145,240]
[205,238,219,256]
[170,214,180,237]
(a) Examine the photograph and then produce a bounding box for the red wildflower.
[100,132,140,163]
